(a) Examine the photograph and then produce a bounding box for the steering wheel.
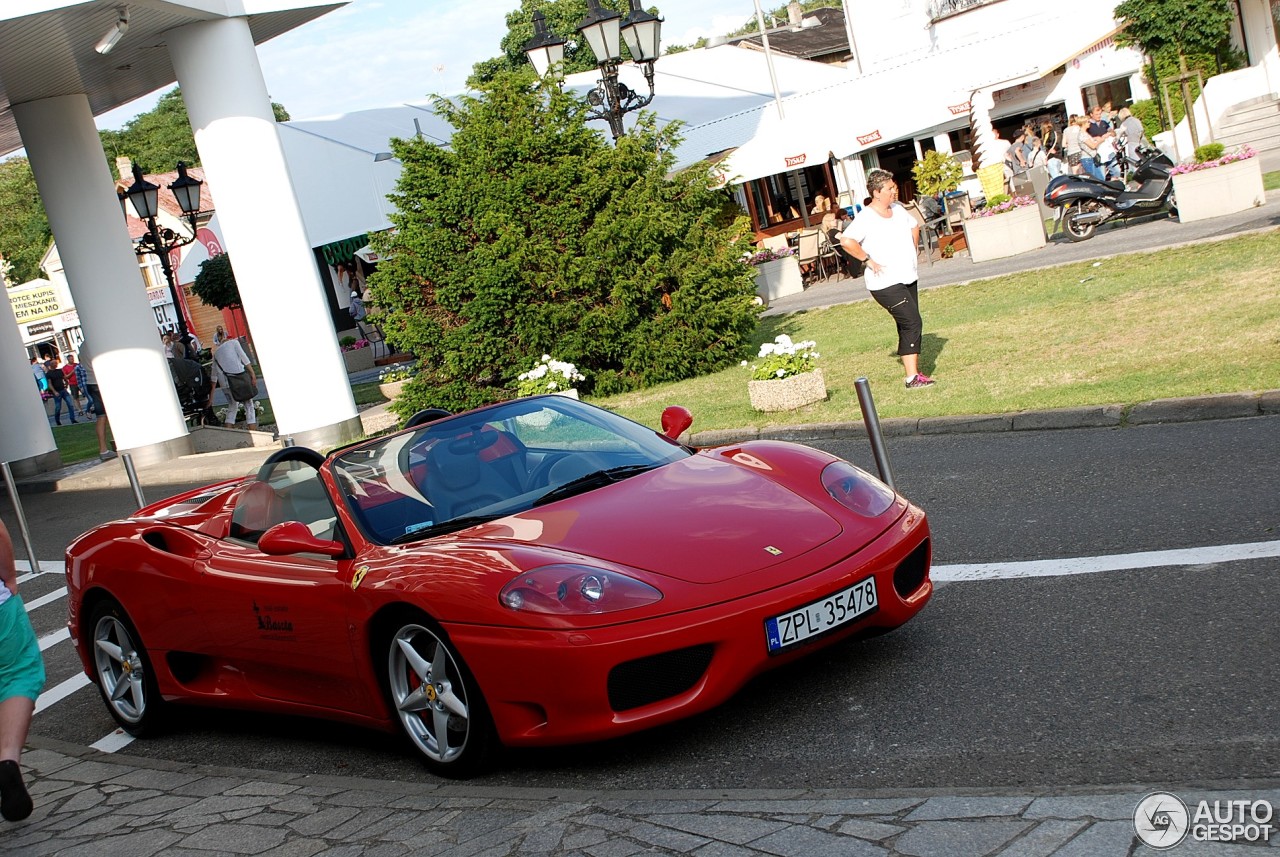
[256,445,325,481]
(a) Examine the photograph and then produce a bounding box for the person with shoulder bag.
[212,337,258,429]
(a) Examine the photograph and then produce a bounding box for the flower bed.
[517,355,585,397]
[744,335,826,411]
[963,196,1045,263]
[1171,146,1264,224]
[342,342,375,373]
[746,247,803,303]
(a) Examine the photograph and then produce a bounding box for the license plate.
[765,577,878,653]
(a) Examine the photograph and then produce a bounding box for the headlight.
[500,564,663,615]
[821,461,896,517]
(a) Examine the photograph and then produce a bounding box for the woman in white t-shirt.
[839,170,935,388]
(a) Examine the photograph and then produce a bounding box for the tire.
[89,600,165,736]
[384,616,495,778]
[1064,201,1101,241]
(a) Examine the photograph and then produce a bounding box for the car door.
[197,466,375,715]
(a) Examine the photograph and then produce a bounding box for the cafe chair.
[795,229,825,283]
[816,231,842,280]
[902,201,946,267]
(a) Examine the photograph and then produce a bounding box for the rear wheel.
[90,600,165,736]
[384,617,495,778]
[1064,201,1101,241]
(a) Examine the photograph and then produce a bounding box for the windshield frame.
[330,396,692,545]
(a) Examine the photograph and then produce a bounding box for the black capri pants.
[871,281,923,356]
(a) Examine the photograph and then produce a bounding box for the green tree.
[1114,0,1235,149]
[468,0,638,88]
[100,87,292,173]
[369,69,759,414]
[191,253,241,310]
[0,157,52,283]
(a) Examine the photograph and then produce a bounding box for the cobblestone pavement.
[12,743,1279,856]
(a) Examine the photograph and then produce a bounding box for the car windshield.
[331,396,691,545]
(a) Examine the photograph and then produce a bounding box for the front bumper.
[448,506,932,747]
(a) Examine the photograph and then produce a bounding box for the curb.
[686,390,1279,446]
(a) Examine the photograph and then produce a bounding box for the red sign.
[856,130,882,146]
[784,154,807,167]
[948,101,971,115]
[196,227,224,258]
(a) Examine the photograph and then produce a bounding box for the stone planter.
[1171,156,1265,224]
[343,346,375,373]
[378,380,406,400]
[553,388,580,399]
[752,256,804,304]
[748,368,827,412]
[963,204,1045,263]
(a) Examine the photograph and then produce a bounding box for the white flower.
[775,368,786,378]
[740,360,748,367]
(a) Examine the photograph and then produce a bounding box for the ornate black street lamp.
[523,0,663,141]
[121,162,203,347]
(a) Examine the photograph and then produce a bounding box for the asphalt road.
[15,415,1280,791]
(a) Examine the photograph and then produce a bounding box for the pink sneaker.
[905,373,936,388]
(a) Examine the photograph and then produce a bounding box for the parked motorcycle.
[1043,147,1177,241]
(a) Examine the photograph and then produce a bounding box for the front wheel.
[90,600,165,736]
[385,618,495,778]
[1064,201,1101,241]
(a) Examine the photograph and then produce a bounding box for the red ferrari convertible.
[66,396,931,777]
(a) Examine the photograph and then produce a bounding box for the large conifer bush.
[368,70,759,415]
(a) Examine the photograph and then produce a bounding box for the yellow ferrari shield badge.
[351,566,369,590]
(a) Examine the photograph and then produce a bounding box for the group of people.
[1002,103,1148,184]
[28,344,115,460]
[30,353,86,427]
[166,325,260,430]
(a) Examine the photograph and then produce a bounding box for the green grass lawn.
[1265,169,1280,192]
[592,232,1280,432]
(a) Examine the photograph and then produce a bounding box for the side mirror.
[259,521,345,558]
[660,406,693,441]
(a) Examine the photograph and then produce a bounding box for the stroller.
[170,357,218,426]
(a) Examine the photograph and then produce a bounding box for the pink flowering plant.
[341,338,371,352]
[743,246,797,266]
[1169,145,1257,176]
[971,195,1036,218]
[742,334,820,381]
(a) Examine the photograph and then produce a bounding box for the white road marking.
[16,560,61,575]
[23,586,67,611]
[33,672,91,715]
[90,729,136,754]
[933,540,1280,582]
[38,627,69,652]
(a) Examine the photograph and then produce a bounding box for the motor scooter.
[1043,148,1177,241]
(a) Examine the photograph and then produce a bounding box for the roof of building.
[0,1,344,158]
[727,7,852,62]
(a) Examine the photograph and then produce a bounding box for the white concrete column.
[13,94,191,464]
[0,298,59,474]
[167,16,361,448]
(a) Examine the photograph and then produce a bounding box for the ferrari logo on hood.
[764,546,783,556]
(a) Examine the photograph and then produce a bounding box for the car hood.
[475,454,845,584]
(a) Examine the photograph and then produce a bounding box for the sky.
[96,0,767,129]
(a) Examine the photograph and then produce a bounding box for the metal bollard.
[853,377,895,491]
[120,452,147,510]
[281,436,296,448]
[1,461,41,574]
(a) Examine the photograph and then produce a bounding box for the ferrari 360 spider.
[66,396,932,777]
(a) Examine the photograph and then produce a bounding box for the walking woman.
[839,169,935,388]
